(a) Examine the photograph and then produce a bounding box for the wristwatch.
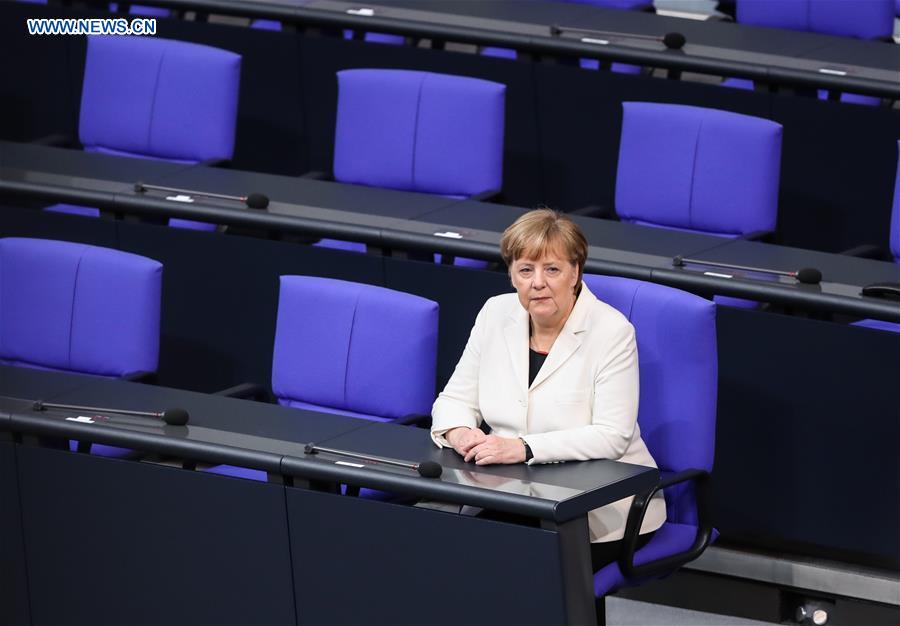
[520,438,533,463]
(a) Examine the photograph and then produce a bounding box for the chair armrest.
[468,189,502,203]
[213,382,274,403]
[121,371,157,384]
[391,413,432,428]
[300,170,330,181]
[839,243,889,260]
[618,468,713,580]
[30,133,76,147]
[569,204,616,219]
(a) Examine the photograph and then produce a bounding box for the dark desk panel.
[287,487,571,625]
[769,95,900,254]
[713,307,900,569]
[17,445,297,626]
[0,439,30,626]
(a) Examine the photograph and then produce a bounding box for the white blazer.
[431,283,666,542]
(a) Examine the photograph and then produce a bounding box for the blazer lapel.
[503,304,530,395]
[529,283,594,391]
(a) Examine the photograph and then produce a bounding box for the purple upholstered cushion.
[79,36,241,163]
[585,275,717,597]
[584,275,717,475]
[271,276,438,420]
[0,238,162,376]
[594,523,720,596]
[891,141,900,262]
[333,69,505,197]
[616,102,782,237]
[737,0,894,39]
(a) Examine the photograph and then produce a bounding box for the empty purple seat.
[738,0,895,39]
[0,238,163,457]
[0,238,162,376]
[582,274,718,599]
[854,140,900,333]
[318,69,505,262]
[208,277,438,481]
[617,102,782,237]
[616,102,782,308]
[46,36,241,231]
[334,69,505,196]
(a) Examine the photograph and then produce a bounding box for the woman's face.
[510,248,579,326]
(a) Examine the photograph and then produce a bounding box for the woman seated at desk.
[431,209,665,571]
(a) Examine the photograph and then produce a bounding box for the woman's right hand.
[445,427,487,457]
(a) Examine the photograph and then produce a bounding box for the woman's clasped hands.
[445,427,526,465]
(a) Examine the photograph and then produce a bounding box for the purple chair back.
[333,69,505,197]
[891,141,900,263]
[0,238,162,377]
[584,275,717,525]
[616,102,782,238]
[79,36,241,163]
[737,0,895,39]
[272,277,438,420]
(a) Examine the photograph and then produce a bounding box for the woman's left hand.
[464,435,527,465]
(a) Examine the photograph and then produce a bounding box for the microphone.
[304,443,443,479]
[134,182,270,209]
[550,25,686,50]
[32,401,190,426]
[672,255,822,285]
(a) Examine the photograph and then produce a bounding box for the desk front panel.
[0,439,30,626]
[287,486,571,625]
[16,444,297,626]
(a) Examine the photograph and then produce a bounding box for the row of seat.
[0,233,717,601]
[39,35,900,306]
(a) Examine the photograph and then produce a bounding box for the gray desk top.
[3,141,898,321]
[0,369,658,522]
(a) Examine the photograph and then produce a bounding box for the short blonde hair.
[500,209,588,281]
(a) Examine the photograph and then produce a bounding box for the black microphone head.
[663,32,686,50]
[161,408,189,426]
[417,461,443,479]
[796,267,822,285]
[246,193,269,210]
[672,255,685,267]
[550,24,562,36]
[134,181,146,193]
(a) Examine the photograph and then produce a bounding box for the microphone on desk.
[672,255,822,285]
[304,443,443,479]
[134,182,270,210]
[32,401,190,426]
[550,25,686,50]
